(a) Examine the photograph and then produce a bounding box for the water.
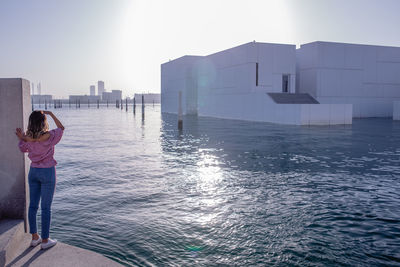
[37,105,400,266]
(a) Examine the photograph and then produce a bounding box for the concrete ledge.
[0,220,26,267]
[1,220,122,267]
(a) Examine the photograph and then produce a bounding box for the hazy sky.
[1,0,399,98]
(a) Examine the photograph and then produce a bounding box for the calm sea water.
[36,105,400,266]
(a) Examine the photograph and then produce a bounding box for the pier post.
[54,100,56,109]
[121,99,123,110]
[45,99,47,110]
[88,99,90,108]
[178,91,183,130]
[78,99,80,108]
[31,98,34,111]
[107,99,109,108]
[142,94,145,115]
[97,99,99,109]
[69,99,71,108]
[133,97,136,115]
[126,98,128,112]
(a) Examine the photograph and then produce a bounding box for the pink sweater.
[18,128,64,168]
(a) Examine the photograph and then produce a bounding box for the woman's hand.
[15,128,24,140]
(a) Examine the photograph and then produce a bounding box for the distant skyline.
[1,0,400,98]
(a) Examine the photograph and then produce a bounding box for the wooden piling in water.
[78,99,80,108]
[107,100,109,108]
[133,97,136,115]
[97,99,99,109]
[121,99,123,110]
[45,99,47,110]
[178,91,183,130]
[142,95,145,120]
[126,98,128,112]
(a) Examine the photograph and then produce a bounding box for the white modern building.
[161,42,351,125]
[296,42,400,118]
[90,85,95,96]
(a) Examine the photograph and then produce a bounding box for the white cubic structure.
[162,56,202,114]
[394,101,400,120]
[162,42,351,125]
[297,41,400,118]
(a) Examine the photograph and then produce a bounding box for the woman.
[15,110,64,250]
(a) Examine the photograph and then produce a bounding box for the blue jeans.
[28,166,56,239]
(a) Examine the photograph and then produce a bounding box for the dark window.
[256,63,259,86]
[282,74,289,93]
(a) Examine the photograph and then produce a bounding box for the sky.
[0,0,399,98]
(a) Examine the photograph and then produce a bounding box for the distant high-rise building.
[90,85,95,96]
[98,81,105,97]
[37,82,41,95]
[31,82,35,95]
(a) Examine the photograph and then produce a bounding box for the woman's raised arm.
[43,111,65,130]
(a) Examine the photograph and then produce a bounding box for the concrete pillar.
[0,78,31,231]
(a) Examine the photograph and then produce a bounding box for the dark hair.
[26,111,49,139]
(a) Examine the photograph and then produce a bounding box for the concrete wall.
[197,42,296,116]
[0,78,31,228]
[161,55,203,115]
[297,42,400,117]
[194,91,351,125]
[394,101,400,120]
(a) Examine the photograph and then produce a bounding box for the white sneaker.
[41,238,57,250]
[30,236,42,247]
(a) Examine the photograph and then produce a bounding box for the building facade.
[102,90,122,102]
[134,93,161,104]
[296,42,400,117]
[162,42,351,125]
[31,94,52,104]
[69,95,101,102]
